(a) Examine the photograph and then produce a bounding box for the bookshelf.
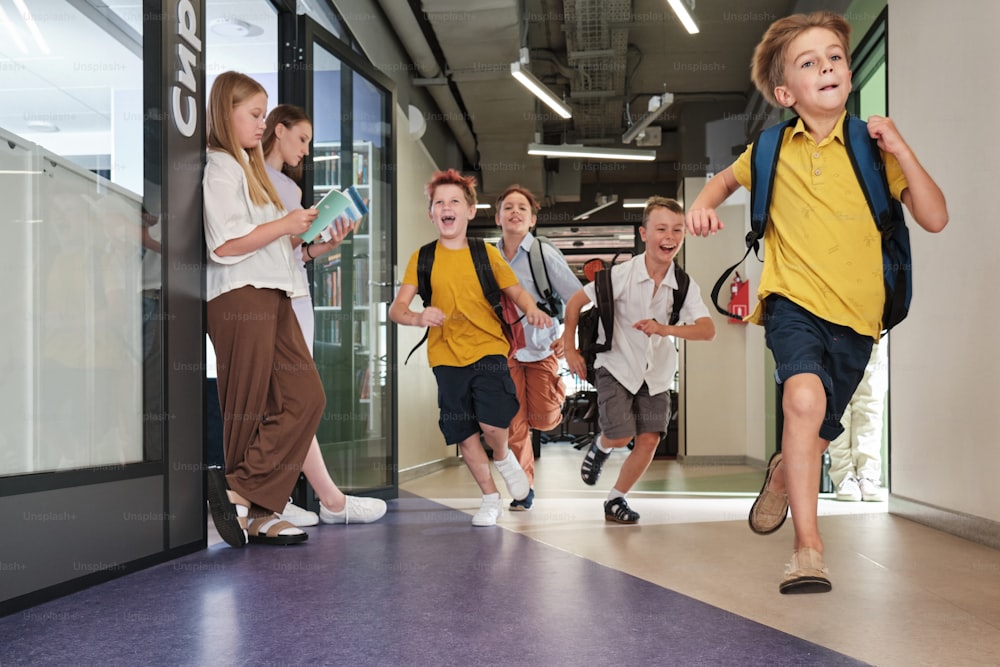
[310,141,377,437]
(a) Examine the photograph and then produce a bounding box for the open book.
[301,185,368,243]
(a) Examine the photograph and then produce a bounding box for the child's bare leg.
[458,433,499,495]
[480,423,510,461]
[612,432,660,494]
[781,373,827,552]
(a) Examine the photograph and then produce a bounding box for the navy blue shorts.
[432,355,520,445]
[763,296,873,442]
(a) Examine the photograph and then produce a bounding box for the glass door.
[294,18,396,497]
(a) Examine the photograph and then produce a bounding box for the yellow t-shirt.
[733,112,908,338]
[402,241,519,367]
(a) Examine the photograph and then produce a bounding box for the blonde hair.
[751,11,852,108]
[207,71,282,208]
[642,196,683,227]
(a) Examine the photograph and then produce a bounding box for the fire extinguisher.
[728,272,749,324]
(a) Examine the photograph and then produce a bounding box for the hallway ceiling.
[389,0,849,245]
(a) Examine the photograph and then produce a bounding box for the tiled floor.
[4,440,999,666]
[402,440,1000,667]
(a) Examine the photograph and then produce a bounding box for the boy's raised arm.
[867,116,949,233]
[684,166,741,237]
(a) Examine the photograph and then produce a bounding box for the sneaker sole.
[779,575,832,594]
[604,515,638,525]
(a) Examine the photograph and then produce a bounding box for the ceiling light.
[510,62,572,120]
[26,120,59,132]
[313,155,339,162]
[211,18,257,37]
[622,93,675,144]
[0,5,27,53]
[528,143,655,162]
[573,195,619,221]
[11,0,49,54]
[666,0,700,35]
[475,204,492,209]
[622,199,647,208]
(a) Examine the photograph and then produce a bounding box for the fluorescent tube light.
[666,0,699,34]
[510,62,572,120]
[12,0,50,54]
[475,204,491,209]
[528,143,656,162]
[622,93,675,144]
[622,199,647,208]
[573,195,619,221]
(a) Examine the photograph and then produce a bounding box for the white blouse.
[203,150,307,301]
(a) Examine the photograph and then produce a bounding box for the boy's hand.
[524,307,552,329]
[685,208,725,237]
[549,337,565,358]
[633,319,665,337]
[867,115,909,157]
[564,346,586,379]
[417,306,446,327]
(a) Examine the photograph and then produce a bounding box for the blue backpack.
[710,114,912,333]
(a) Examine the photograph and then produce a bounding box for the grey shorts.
[594,366,670,440]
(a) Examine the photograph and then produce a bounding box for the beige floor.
[401,441,1000,667]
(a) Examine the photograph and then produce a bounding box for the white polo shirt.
[203,150,306,301]
[582,254,709,396]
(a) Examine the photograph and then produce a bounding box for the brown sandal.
[247,514,308,546]
[206,467,249,548]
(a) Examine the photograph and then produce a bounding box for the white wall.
[888,0,1000,528]
[391,105,456,474]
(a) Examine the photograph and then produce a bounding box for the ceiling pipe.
[376,0,478,165]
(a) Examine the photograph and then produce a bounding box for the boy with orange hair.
[389,169,552,526]
[686,12,947,592]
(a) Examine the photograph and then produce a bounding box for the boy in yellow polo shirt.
[389,169,552,527]
[686,11,948,593]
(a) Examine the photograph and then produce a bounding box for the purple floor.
[0,493,868,666]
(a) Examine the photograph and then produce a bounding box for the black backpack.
[404,238,524,364]
[578,261,690,385]
[710,114,912,333]
[525,235,565,321]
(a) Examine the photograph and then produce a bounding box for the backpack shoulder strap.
[750,116,796,245]
[594,266,614,349]
[404,241,438,365]
[468,237,504,321]
[710,117,794,318]
[527,236,553,299]
[669,263,690,326]
[842,114,892,229]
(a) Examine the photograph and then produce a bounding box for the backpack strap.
[710,117,794,319]
[404,241,438,365]
[527,236,561,318]
[468,237,504,323]
[842,114,892,230]
[669,263,690,326]
[593,266,614,352]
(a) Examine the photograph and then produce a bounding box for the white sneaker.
[859,477,887,502]
[319,496,388,524]
[835,476,862,502]
[493,451,530,501]
[280,499,319,527]
[472,495,502,527]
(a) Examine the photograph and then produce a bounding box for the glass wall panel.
[0,0,148,475]
[308,38,393,491]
